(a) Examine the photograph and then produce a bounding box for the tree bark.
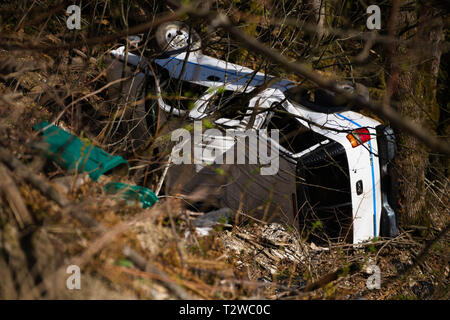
[388,2,444,225]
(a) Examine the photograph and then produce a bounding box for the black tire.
[155,21,201,56]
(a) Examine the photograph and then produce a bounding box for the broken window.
[264,105,353,243]
[297,150,353,243]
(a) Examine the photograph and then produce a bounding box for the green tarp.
[33,121,129,181]
[33,121,158,208]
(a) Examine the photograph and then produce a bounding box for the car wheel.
[156,21,201,55]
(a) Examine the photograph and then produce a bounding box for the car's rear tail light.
[346,128,371,148]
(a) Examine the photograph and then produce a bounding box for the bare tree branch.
[188,11,450,155]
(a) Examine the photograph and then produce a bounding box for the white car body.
[109,45,396,244]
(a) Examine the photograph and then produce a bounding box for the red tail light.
[346,128,371,148]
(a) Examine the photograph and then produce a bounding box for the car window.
[297,150,353,242]
[266,106,327,154]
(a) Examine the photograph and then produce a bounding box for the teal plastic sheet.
[33,121,129,181]
[103,182,158,209]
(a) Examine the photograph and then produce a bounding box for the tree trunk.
[388,2,444,225]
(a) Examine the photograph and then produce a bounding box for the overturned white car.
[107,21,398,244]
